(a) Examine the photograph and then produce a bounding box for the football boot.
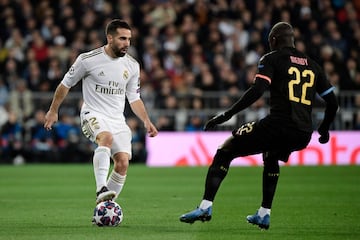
[96,186,116,204]
[179,206,212,224]
[246,211,270,230]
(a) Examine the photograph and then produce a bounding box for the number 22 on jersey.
[288,66,314,106]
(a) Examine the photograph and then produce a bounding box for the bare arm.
[130,99,158,137]
[44,83,70,130]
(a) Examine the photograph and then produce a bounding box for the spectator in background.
[354,111,360,130]
[345,57,360,90]
[46,57,64,91]
[155,115,176,131]
[0,111,24,164]
[49,35,70,70]
[23,60,45,91]
[53,112,84,162]
[155,93,177,131]
[0,77,9,107]
[181,70,200,97]
[9,79,34,122]
[3,57,21,90]
[8,79,34,122]
[28,109,57,163]
[244,98,268,123]
[54,113,80,149]
[145,1,177,30]
[142,35,161,74]
[0,105,8,131]
[195,63,219,91]
[40,14,55,42]
[29,30,49,69]
[185,97,206,132]
[4,28,26,64]
[155,77,173,108]
[353,72,360,90]
[127,117,147,163]
[185,115,204,132]
[218,62,241,94]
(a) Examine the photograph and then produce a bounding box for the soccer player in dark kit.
[179,22,339,229]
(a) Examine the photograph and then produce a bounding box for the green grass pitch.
[0,164,359,240]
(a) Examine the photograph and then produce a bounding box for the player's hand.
[317,123,329,144]
[203,112,232,131]
[44,110,58,131]
[145,121,158,137]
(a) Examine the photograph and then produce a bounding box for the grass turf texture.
[0,164,359,240]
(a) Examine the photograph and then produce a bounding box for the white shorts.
[80,110,132,159]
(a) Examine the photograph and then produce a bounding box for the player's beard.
[111,45,127,57]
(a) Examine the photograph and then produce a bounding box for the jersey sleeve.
[61,55,86,88]
[126,63,141,103]
[254,54,273,85]
[315,67,335,97]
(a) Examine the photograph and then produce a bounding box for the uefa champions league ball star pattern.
[92,200,123,227]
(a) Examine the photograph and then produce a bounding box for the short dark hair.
[268,22,294,41]
[268,22,294,47]
[105,19,131,35]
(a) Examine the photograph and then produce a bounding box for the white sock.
[93,146,111,192]
[258,206,271,217]
[199,199,213,210]
[107,170,126,199]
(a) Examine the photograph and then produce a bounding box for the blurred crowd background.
[0,0,359,164]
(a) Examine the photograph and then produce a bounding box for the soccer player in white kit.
[44,19,158,204]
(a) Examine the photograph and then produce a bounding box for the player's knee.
[113,153,129,175]
[210,148,233,175]
[263,159,279,175]
[96,131,113,147]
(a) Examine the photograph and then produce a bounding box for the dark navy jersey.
[255,47,334,132]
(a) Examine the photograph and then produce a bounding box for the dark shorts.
[220,118,312,162]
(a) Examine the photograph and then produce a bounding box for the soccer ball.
[92,200,123,227]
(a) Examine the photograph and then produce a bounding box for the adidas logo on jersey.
[98,71,105,76]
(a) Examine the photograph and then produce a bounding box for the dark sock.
[203,149,233,201]
[261,156,279,209]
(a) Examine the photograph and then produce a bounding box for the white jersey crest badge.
[123,70,129,80]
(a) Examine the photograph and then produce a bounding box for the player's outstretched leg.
[179,206,212,224]
[246,210,270,230]
[96,186,116,204]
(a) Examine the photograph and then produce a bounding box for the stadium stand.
[0,0,359,163]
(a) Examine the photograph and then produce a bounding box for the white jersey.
[61,46,141,121]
